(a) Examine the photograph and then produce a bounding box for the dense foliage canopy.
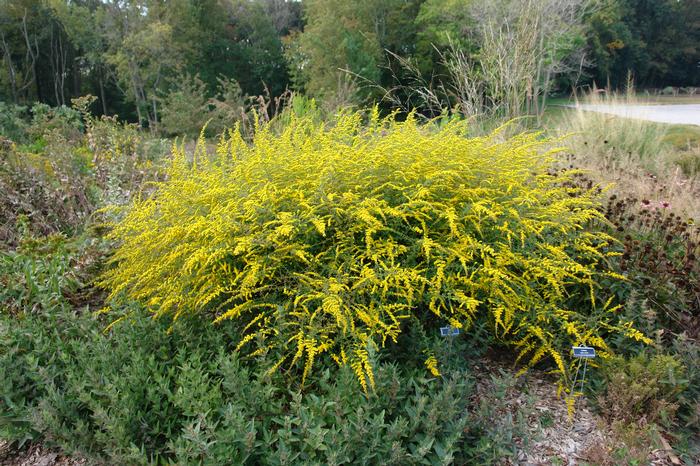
[0,0,697,127]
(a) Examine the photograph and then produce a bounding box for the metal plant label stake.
[571,346,596,416]
[439,326,460,337]
[440,326,460,364]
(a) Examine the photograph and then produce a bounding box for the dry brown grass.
[553,87,700,220]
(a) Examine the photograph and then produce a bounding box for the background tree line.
[1,0,698,129]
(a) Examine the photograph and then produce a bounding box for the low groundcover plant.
[100,109,648,395]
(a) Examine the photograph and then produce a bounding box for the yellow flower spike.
[424,355,441,377]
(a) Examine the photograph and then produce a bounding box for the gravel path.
[472,359,682,465]
[570,103,700,126]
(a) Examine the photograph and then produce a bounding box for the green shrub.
[588,349,699,464]
[0,99,170,245]
[78,108,170,208]
[27,103,83,142]
[159,75,249,138]
[207,76,247,136]
[0,137,95,245]
[0,102,29,143]
[0,101,84,145]
[0,304,531,465]
[670,337,700,436]
[159,74,212,137]
[0,233,80,315]
[101,110,647,393]
[0,229,108,314]
[596,353,687,429]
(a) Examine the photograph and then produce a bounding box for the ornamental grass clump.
[101,110,646,392]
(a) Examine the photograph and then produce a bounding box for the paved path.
[570,103,700,126]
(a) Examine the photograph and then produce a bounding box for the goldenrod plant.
[100,109,648,392]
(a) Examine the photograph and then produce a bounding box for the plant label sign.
[572,346,596,358]
[440,326,460,337]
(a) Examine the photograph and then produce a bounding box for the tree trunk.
[50,26,60,105]
[72,50,80,97]
[0,31,18,103]
[21,10,39,101]
[98,71,108,115]
[34,59,42,102]
[150,97,158,133]
[58,30,67,105]
[129,60,147,128]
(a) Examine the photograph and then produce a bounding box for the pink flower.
[659,201,671,209]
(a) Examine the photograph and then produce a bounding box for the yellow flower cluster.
[100,109,643,391]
